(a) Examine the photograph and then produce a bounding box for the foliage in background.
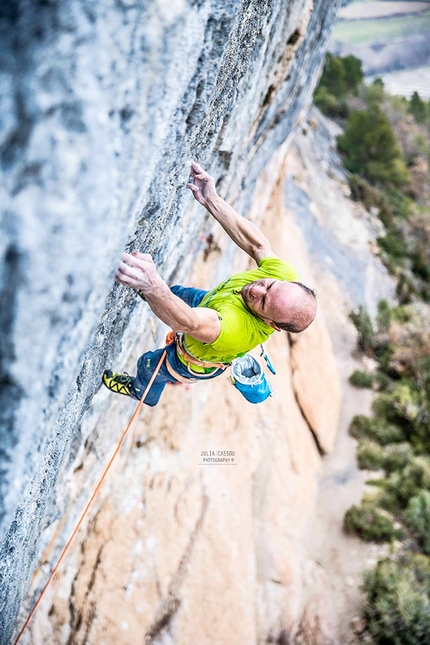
[314,52,363,117]
[315,53,430,304]
[314,53,430,644]
[409,91,428,124]
[405,490,430,555]
[344,503,402,542]
[346,299,430,643]
[349,369,373,388]
[337,106,409,187]
[364,554,430,645]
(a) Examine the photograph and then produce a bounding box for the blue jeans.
[131,286,223,406]
[170,285,208,308]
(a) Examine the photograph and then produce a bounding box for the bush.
[405,490,430,555]
[348,173,380,205]
[396,272,417,304]
[374,343,395,375]
[349,414,405,445]
[372,386,420,430]
[391,305,412,323]
[316,52,363,99]
[357,441,386,470]
[408,91,428,124]
[364,79,385,106]
[376,299,392,334]
[389,382,422,423]
[318,52,347,97]
[350,305,374,353]
[349,415,373,440]
[371,421,406,445]
[364,553,430,644]
[337,106,409,188]
[348,174,395,227]
[374,370,393,390]
[344,503,402,542]
[414,357,430,393]
[383,443,413,473]
[382,457,430,509]
[313,86,349,118]
[349,370,373,388]
[411,241,430,282]
[377,228,407,266]
[342,54,364,93]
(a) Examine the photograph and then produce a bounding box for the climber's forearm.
[143,281,196,332]
[143,281,220,343]
[116,251,220,343]
[204,194,274,262]
[187,162,275,263]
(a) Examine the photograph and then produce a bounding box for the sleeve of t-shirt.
[257,257,300,281]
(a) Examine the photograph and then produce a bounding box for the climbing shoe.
[102,370,139,399]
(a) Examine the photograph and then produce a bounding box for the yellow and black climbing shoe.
[102,370,138,399]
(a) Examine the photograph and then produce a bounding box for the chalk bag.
[229,354,273,404]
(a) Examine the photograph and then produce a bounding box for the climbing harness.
[165,358,199,383]
[12,349,168,645]
[175,332,229,374]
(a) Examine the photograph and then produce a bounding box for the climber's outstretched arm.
[116,252,221,343]
[187,161,277,264]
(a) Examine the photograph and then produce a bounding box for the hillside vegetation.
[315,54,430,644]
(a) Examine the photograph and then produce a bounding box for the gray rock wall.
[0,0,340,641]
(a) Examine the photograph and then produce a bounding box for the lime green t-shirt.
[183,257,299,364]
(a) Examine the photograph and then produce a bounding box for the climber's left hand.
[187,161,217,206]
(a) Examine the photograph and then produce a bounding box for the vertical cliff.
[11,149,343,645]
[0,0,342,642]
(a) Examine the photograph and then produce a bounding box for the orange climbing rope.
[12,349,167,645]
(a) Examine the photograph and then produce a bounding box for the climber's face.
[240,279,316,332]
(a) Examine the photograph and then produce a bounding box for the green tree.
[383,443,413,473]
[364,554,430,644]
[344,503,402,542]
[318,52,347,98]
[349,370,373,388]
[315,53,363,99]
[337,106,409,187]
[405,490,430,555]
[382,457,430,509]
[342,54,363,93]
[349,305,374,352]
[348,414,406,444]
[357,440,385,470]
[376,298,392,333]
[365,78,385,106]
[408,91,427,124]
[313,86,349,118]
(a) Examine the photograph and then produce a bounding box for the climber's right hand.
[116,252,163,296]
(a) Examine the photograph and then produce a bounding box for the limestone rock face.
[290,319,341,455]
[10,109,395,643]
[18,168,331,645]
[0,0,343,642]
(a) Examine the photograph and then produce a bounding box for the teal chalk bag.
[229,354,273,404]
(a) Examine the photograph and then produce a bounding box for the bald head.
[273,281,317,333]
[240,279,317,333]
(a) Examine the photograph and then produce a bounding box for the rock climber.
[102,161,317,405]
